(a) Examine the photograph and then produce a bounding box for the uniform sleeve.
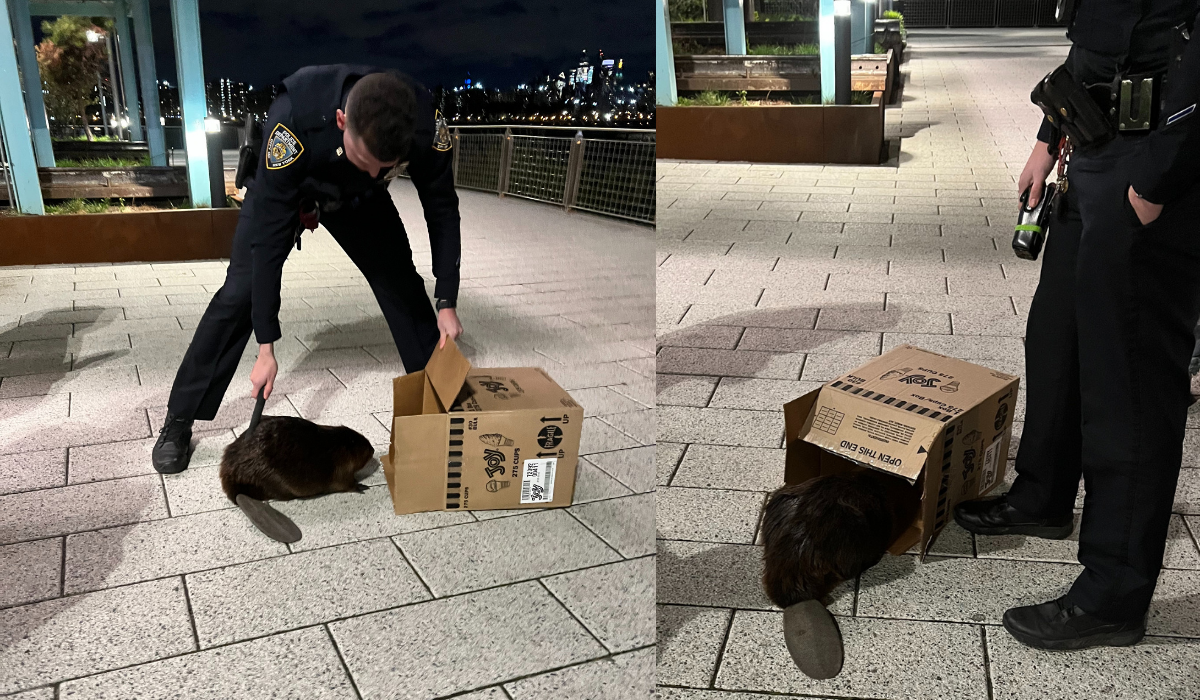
[247,93,306,344]
[406,135,461,303]
[1129,12,1200,205]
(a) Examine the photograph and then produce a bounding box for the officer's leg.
[321,192,440,372]
[1005,182,1085,519]
[166,206,256,421]
[1066,137,1200,620]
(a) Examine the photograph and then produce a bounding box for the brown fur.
[761,471,917,609]
[219,416,375,503]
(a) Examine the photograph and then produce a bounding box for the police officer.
[151,65,463,474]
[955,1,1200,649]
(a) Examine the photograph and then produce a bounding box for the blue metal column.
[9,0,53,166]
[169,0,209,206]
[820,0,835,103]
[0,0,44,213]
[656,0,676,106]
[131,0,164,164]
[112,0,142,141]
[723,0,747,55]
[851,0,867,53]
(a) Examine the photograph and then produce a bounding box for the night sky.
[135,0,653,90]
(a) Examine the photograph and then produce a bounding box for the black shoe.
[953,495,1074,539]
[1003,596,1145,650]
[152,413,193,474]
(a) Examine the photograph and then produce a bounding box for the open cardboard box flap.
[423,337,472,413]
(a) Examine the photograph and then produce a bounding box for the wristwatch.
[436,298,456,310]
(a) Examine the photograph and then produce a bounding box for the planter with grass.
[51,139,152,163]
[670,19,819,53]
[658,88,886,164]
[0,205,240,266]
[0,166,190,202]
[674,47,895,96]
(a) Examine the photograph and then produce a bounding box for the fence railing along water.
[448,126,656,225]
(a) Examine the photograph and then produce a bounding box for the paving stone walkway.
[0,185,655,698]
[656,28,1200,700]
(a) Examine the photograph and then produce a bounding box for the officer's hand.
[1127,186,1164,226]
[1019,140,1056,207]
[438,308,463,349]
[250,343,278,399]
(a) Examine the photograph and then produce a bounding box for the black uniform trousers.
[1007,133,1200,621]
[166,190,441,422]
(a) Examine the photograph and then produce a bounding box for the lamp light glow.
[204,118,221,133]
[834,0,851,15]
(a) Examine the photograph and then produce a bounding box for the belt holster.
[1031,64,1117,149]
[235,113,262,190]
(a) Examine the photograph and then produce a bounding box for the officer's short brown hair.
[345,71,416,162]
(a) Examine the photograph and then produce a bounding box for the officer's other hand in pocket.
[438,308,463,349]
[1128,186,1164,226]
[250,343,278,399]
[1019,140,1056,207]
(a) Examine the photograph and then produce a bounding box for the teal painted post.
[0,0,44,213]
[113,0,142,141]
[820,0,835,103]
[851,0,867,53]
[169,0,209,207]
[131,0,165,164]
[723,0,747,55]
[656,0,676,106]
[9,0,53,166]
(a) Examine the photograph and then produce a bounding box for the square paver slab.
[542,556,655,652]
[395,509,620,596]
[58,626,356,700]
[0,537,61,607]
[715,611,989,699]
[329,581,607,698]
[504,648,654,699]
[655,487,765,544]
[570,493,655,557]
[186,538,430,647]
[0,577,194,694]
[0,474,166,545]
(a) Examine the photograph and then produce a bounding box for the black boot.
[1003,596,1145,650]
[152,413,194,474]
[953,494,1074,539]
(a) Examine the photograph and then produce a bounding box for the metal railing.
[448,126,656,225]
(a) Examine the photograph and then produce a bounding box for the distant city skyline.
[138,0,652,93]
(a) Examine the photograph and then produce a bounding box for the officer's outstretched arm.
[1130,12,1200,205]
[408,133,462,305]
[248,93,307,344]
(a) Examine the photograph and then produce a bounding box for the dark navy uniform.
[167,64,460,423]
[1005,1,1200,624]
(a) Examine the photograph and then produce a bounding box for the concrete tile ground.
[0,186,654,697]
[656,28,1200,699]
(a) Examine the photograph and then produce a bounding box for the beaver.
[760,470,920,680]
[219,393,375,543]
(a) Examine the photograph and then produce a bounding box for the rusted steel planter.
[657,96,885,165]
[675,50,895,97]
[0,208,240,266]
[0,167,189,201]
[671,20,819,48]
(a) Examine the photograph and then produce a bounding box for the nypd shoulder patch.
[265,123,304,169]
[433,109,452,152]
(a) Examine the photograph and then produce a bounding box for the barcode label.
[520,458,557,504]
[980,437,1002,493]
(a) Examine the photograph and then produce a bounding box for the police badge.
[433,109,452,152]
[265,123,304,169]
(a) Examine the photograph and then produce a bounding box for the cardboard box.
[783,345,1019,556]
[380,338,584,514]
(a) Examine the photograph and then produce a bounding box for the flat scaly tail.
[235,386,303,544]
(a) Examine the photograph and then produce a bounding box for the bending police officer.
[955,0,1200,649]
[151,65,463,474]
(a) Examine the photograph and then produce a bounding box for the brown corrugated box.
[783,345,1019,557]
[380,338,583,514]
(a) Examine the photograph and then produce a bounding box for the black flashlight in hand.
[1013,182,1056,261]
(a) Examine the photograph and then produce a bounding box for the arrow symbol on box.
[541,417,562,423]
[537,452,557,457]
[918,446,927,454]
